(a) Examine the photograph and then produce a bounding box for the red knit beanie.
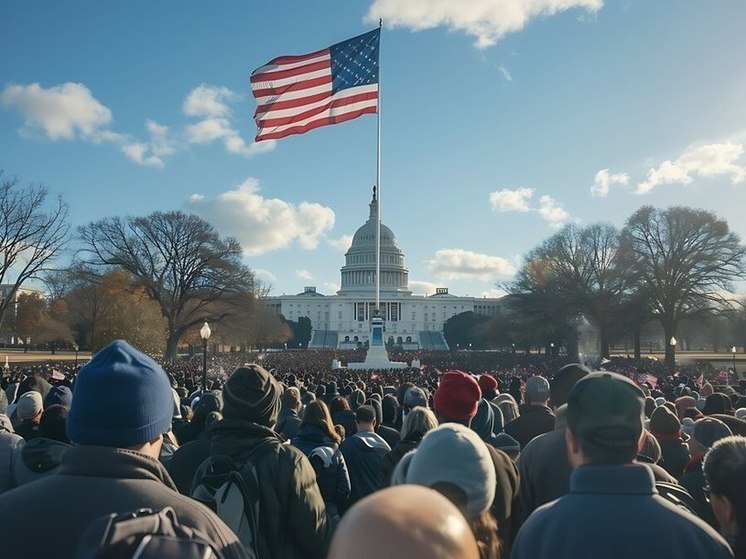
[434,371,482,422]
[478,374,498,396]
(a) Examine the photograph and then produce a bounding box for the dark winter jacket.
[340,430,391,509]
[0,445,248,559]
[656,436,690,479]
[276,408,302,441]
[380,436,420,487]
[511,464,732,559]
[680,454,717,528]
[504,404,555,449]
[376,424,401,449]
[332,409,357,437]
[12,436,72,486]
[486,444,521,551]
[209,417,333,559]
[291,424,351,518]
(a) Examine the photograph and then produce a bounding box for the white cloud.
[498,65,513,81]
[489,187,570,225]
[636,142,746,195]
[366,0,603,49]
[409,280,441,296]
[537,195,569,226]
[590,168,629,198]
[183,85,236,118]
[121,142,164,168]
[328,234,353,252]
[186,178,335,256]
[481,288,508,298]
[146,120,176,156]
[323,282,341,294]
[426,248,516,281]
[183,85,276,157]
[296,269,313,280]
[0,82,112,140]
[253,268,278,284]
[489,187,534,212]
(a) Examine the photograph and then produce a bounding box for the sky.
[2,1,746,299]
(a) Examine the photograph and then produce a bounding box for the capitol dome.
[338,188,411,295]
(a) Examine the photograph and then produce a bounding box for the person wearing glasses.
[704,436,746,558]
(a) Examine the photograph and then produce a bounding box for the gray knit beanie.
[391,422,495,518]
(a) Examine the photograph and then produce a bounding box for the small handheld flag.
[251,29,380,141]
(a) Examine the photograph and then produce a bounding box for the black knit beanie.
[223,364,281,427]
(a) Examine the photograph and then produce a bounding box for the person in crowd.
[511,371,732,559]
[392,422,501,558]
[495,393,519,424]
[174,390,222,445]
[649,405,691,479]
[330,395,357,437]
[504,375,555,449]
[517,363,589,521]
[291,400,351,524]
[381,405,438,486]
[328,485,480,559]
[704,436,746,559]
[471,399,521,460]
[0,389,23,494]
[394,382,415,430]
[681,417,733,528]
[381,394,399,431]
[479,374,500,401]
[636,429,677,483]
[340,404,391,510]
[12,404,72,486]
[433,370,519,551]
[205,364,333,558]
[0,340,248,559]
[276,386,302,440]
[43,385,73,409]
[13,391,43,441]
[370,397,400,448]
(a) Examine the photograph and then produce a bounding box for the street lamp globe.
[669,336,677,347]
[200,322,212,341]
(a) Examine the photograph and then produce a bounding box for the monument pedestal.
[347,316,409,370]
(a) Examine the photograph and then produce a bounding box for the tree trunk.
[600,326,610,359]
[633,328,641,360]
[165,331,180,363]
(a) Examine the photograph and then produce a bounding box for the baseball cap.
[525,376,550,403]
[567,372,644,448]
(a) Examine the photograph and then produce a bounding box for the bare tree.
[0,173,70,327]
[77,211,256,361]
[620,206,746,369]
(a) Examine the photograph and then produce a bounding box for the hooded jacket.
[0,415,23,494]
[0,445,248,559]
[291,424,350,518]
[340,430,391,509]
[208,417,333,559]
[12,436,72,486]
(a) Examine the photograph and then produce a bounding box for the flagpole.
[375,18,382,317]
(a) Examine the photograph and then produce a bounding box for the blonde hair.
[401,406,438,440]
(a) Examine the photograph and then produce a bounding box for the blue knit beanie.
[66,340,173,447]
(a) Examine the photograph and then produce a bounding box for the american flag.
[251,29,380,141]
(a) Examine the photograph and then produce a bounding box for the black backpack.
[76,506,225,559]
[191,443,271,559]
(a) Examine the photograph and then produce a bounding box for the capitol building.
[265,191,505,350]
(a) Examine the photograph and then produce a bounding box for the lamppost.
[731,345,737,384]
[669,336,677,374]
[550,342,555,356]
[73,344,79,366]
[200,322,211,391]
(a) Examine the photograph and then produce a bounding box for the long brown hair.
[301,400,341,444]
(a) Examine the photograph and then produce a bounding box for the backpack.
[76,506,225,559]
[191,443,271,559]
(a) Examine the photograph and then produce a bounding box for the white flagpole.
[375,19,382,317]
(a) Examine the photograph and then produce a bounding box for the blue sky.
[2,1,746,298]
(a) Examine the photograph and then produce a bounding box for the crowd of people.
[0,342,745,558]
